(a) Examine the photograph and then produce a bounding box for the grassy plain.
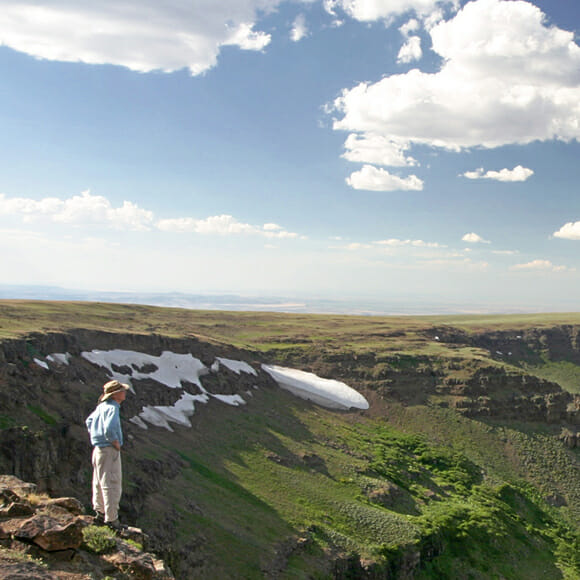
[2,299,580,343]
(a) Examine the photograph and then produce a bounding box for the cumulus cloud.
[223,22,272,52]
[343,242,373,250]
[346,165,423,191]
[462,232,490,244]
[0,191,153,231]
[330,0,456,23]
[397,35,423,63]
[156,214,299,238]
[0,0,459,78]
[397,18,422,64]
[553,221,580,240]
[331,236,446,253]
[0,1,275,75]
[290,14,309,42]
[400,18,420,36]
[331,0,580,165]
[0,191,300,239]
[511,259,567,271]
[462,165,534,182]
[374,238,444,248]
[342,134,417,167]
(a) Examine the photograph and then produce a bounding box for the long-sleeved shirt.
[85,400,123,448]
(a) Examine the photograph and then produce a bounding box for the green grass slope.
[131,389,579,578]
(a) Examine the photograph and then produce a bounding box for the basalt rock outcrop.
[423,324,580,366]
[0,475,173,579]
[294,326,580,426]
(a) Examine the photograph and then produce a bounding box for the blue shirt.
[85,400,123,448]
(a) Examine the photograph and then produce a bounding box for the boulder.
[106,548,165,580]
[0,475,36,497]
[14,514,84,551]
[0,502,34,517]
[43,497,84,516]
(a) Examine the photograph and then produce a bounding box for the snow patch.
[81,350,208,388]
[79,349,254,431]
[216,357,257,375]
[262,365,369,410]
[46,353,70,365]
[136,393,208,432]
[211,394,246,406]
[129,416,149,430]
[34,358,49,370]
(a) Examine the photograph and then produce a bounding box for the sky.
[2,0,580,313]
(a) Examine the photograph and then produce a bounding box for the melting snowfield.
[262,365,369,411]
[36,349,369,430]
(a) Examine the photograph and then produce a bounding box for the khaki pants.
[92,446,122,522]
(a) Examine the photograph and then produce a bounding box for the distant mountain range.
[0,284,565,315]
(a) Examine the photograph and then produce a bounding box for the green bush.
[82,525,117,554]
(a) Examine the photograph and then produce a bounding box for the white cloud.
[263,223,283,231]
[322,0,345,26]
[342,134,417,167]
[0,191,300,239]
[511,259,568,272]
[374,238,444,248]
[331,0,580,165]
[346,165,423,191]
[399,18,420,36]
[553,221,580,240]
[462,232,491,244]
[331,237,446,254]
[222,22,271,52]
[492,249,519,255]
[332,0,456,23]
[398,36,422,63]
[462,165,534,182]
[156,214,299,238]
[0,191,153,231]
[398,18,423,63]
[290,14,309,42]
[0,1,275,75]
[344,242,373,250]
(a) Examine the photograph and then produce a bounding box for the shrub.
[82,525,117,554]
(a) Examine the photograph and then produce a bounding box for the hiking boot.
[93,511,105,525]
[106,519,128,532]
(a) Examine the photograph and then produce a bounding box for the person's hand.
[112,441,121,451]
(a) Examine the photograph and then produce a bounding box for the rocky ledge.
[0,475,173,580]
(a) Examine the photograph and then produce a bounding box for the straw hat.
[99,380,130,402]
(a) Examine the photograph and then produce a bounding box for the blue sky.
[2,0,580,312]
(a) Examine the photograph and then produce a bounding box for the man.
[85,379,131,531]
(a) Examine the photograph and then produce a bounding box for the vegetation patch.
[82,525,117,554]
[0,414,18,429]
[523,360,580,394]
[27,405,58,426]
